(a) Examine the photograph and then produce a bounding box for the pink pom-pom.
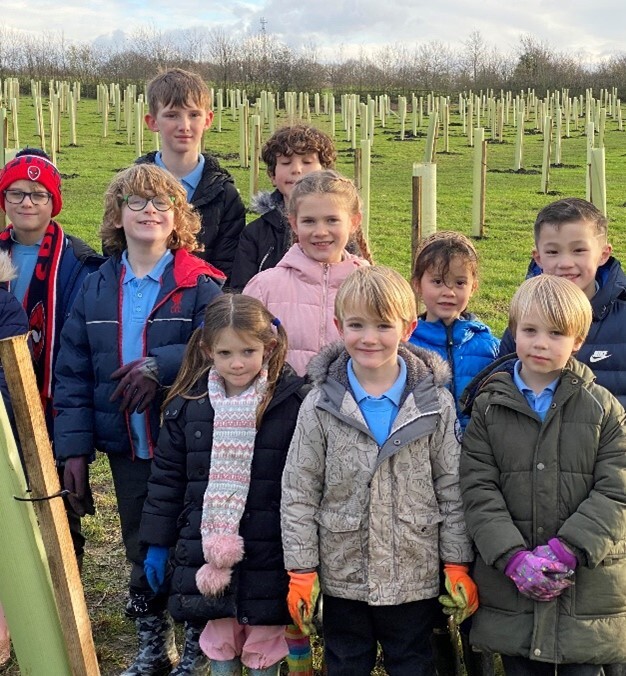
[196,563,232,596]
[203,533,244,568]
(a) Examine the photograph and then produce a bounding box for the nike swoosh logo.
[589,354,611,363]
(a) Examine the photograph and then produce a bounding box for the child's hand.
[533,539,578,571]
[62,456,95,516]
[110,357,159,413]
[144,545,169,594]
[505,550,574,601]
[287,571,320,636]
[439,563,479,624]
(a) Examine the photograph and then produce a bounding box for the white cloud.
[2,0,624,62]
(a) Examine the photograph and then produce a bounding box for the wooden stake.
[541,117,553,194]
[0,335,100,675]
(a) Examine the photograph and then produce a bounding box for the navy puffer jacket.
[139,367,307,625]
[53,249,222,459]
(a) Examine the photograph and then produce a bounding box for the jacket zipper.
[320,264,329,350]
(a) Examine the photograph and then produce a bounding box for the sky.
[2,0,624,64]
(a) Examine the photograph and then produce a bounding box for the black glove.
[63,456,95,517]
[109,357,159,414]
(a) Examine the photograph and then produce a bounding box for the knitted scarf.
[0,221,64,410]
[196,366,268,597]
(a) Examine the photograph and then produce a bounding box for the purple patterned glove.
[505,550,574,601]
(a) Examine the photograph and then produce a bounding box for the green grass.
[2,92,626,674]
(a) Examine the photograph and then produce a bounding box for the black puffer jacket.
[140,367,308,625]
[230,190,290,292]
[136,152,245,282]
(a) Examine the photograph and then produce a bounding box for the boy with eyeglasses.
[54,164,223,675]
[0,149,104,427]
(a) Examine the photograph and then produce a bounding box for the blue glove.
[144,545,169,594]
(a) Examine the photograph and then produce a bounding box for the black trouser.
[322,594,437,676]
[501,656,602,676]
[108,453,167,614]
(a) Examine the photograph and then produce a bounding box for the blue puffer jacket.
[409,314,499,429]
[498,256,626,408]
[53,249,222,460]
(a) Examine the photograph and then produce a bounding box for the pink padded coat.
[243,244,369,376]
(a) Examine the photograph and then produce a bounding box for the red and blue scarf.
[0,221,64,410]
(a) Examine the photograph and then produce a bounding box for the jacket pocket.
[395,512,443,582]
[315,509,365,584]
[573,554,626,617]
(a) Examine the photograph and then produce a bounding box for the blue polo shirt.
[10,230,40,303]
[154,152,205,201]
[121,249,173,458]
[347,357,407,447]
[513,360,559,421]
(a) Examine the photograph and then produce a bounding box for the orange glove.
[287,571,320,636]
[439,563,479,624]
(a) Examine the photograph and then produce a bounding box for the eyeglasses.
[3,189,52,206]
[122,195,175,212]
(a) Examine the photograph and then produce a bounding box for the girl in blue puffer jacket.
[409,230,499,676]
[410,231,499,432]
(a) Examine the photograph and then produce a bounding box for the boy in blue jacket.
[54,164,222,676]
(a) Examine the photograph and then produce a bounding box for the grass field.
[1,91,625,674]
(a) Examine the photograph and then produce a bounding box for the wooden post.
[0,335,100,675]
[472,128,487,238]
[586,121,595,201]
[423,110,438,163]
[411,173,422,268]
[353,146,361,190]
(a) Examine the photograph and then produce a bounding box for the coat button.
[198,398,206,405]
[393,439,401,446]
[550,403,557,409]
[537,463,545,470]
[534,649,541,657]
[241,616,248,624]
[195,430,202,438]
[537,526,544,534]
[571,379,579,384]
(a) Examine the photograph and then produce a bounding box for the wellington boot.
[247,662,282,675]
[169,622,210,675]
[209,658,243,675]
[120,610,178,676]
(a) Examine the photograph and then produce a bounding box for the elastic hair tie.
[271,317,281,327]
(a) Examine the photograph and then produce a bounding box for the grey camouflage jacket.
[281,341,473,605]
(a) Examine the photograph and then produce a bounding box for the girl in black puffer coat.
[140,294,307,676]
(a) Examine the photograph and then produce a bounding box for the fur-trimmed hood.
[250,189,285,216]
[0,251,16,285]
[307,339,451,391]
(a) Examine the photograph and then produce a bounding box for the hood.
[172,249,226,287]
[412,313,493,347]
[459,354,595,415]
[307,340,451,391]
[527,255,626,317]
[250,189,284,216]
[276,243,368,277]
[0,251,16,284]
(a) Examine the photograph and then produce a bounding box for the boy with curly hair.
[231,124,337,291]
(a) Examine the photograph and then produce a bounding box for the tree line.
[2,26,626,97]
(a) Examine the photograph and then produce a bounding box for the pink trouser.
[199,618,288,669]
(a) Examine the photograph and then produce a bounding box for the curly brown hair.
[262,123,337,177]
[146,68,211,116]
[411,230,479,284]
[100,164,201,256]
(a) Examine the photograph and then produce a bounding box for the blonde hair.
[509,275,592,341]
[147,68,211,116]
[165,295,288,427]
[287,169,373,264]
[335,266,416,330]
[100,164,202,256]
